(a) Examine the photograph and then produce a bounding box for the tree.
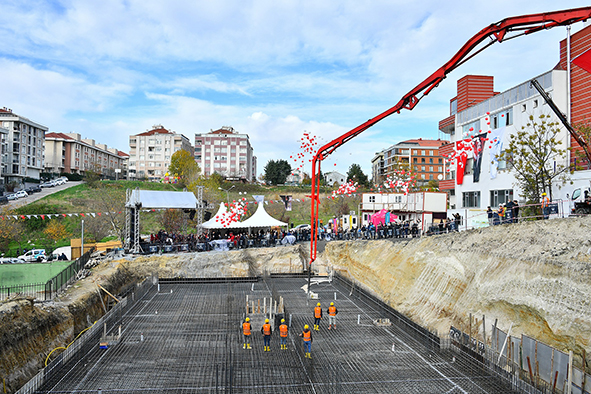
[264,160,291,185]
[0,208,24,252]
[500,114,571,207]
[346,164,369,188]
[168,150,200,187]
[84,164,102,188]
[160,209,188,234]
[43,221,69,243]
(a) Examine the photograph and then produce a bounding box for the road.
[5,181,83,209]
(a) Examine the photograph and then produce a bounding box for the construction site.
[20,274,519,394]
[2,215,589,394]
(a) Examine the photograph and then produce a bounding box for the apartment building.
[128,125,193,181]
[0,108,47,182]
[194,126,257,181]
[372,139,449,187]
[44,132,128,178]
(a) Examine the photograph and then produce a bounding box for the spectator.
[512,200,519,223]
[505,200,515,224]
[487,206,493,226]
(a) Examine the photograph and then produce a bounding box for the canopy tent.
[202,202,230,229]
[125,190,198,209]
[370,209,398,226]
[237,201,289,228]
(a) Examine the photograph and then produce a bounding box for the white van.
[17,249,47,262]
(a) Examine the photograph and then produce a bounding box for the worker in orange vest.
[313,302,322,331]
[299,324,313,358]
[327,302,338,330]
[541,192,550,219]
[242,317,252,349]
[279,318,289,350]
[261,318,272,352]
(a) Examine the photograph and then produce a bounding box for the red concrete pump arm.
[308,7,591,267]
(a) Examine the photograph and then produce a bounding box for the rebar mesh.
[29,276,522,393]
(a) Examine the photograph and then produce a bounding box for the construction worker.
[541,192,550,219]
[242,317,252,349]
[299,324,313,358]
[261,318,272,352]
[327,302,338,330]
[279,318,288,350]
[313,302,322,331]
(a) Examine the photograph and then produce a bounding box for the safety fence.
[0,282,46,299]
[43,247,95,300]
[448,323,591,394]
[0,248,95,301]
[15,273,157,394]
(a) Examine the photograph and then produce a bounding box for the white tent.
[237,201,288,228]
[202,202,230,229]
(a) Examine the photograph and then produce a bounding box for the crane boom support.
[308,7,591,272]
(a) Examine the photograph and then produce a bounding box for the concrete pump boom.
[307,7,591,281]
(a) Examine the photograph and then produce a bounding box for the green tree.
[500,114,571,209]
[264,160,291,185]
[168,150,200,187]
[346,164,369,188]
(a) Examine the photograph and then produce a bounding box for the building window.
[490,189,513,207]
[429,150,433,156]
[429,174,433,180]
[462,120,481,136]
[429,158,433,163]
[463,191,480,208]
[533,99,538,108]
[429,166,433,172]
[421,166,425,171]
[369,195,376,203]
[491,108,513,129]
[421,150,425,156]
[413,158,417,163]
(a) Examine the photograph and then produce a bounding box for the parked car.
[40,181,54,188]
[15,190,28,199]
[294,224,311,231]
[0,195,8,205]
[17,249,47,262]
[0,257,26,264]
[25,186,41,194]
[6,193,17,201]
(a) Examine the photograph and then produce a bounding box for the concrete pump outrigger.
[307,7,591,292]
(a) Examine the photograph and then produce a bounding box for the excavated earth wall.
[2,218,591,392]
[319,216,591,366]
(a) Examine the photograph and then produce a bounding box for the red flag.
[573,48,591,74]
[41,215,45,220]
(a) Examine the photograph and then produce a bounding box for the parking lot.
[2,180,82,209]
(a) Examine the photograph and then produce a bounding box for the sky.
[1,0,590,178]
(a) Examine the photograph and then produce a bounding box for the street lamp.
[218,185,235,204]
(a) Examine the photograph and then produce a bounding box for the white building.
[360,191,447,232]
[439,70,569,219]
[128,125,193,181]
[324,171,346,186]
[194,126,257,182]
[0,108,47,183]
[286,168,305,185]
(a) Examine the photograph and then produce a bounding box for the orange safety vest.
[302,330,311,342]
[314,306,322,318]
[328,306,336,316]
[262,323,271,336]
[242,322,251,336]
[279,324,288,337]
[542,196,550,208]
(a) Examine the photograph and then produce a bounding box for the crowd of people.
[487,200,520,225]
